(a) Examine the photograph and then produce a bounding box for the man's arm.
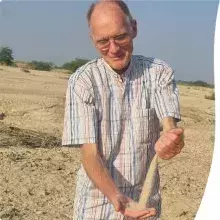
[153,62,184,159]
[81,143,120,206]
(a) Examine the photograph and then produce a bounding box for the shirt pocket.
[130,107,156,145]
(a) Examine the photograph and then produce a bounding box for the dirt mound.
[0,123,61,148]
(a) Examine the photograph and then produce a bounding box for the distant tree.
[30,61,54,71]
[177,80,214,88]
[0,46,14,66]
[62,58,89,72]
[193,80,210,87]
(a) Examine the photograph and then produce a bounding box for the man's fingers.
[164,132,182,145]
[168,127,184,136]
[113,201,122,212]
[159,136,178,153]
[155,127,185,160]
[155,143,174,158]
[160,151,176,160]
[125,207,156,219]
[138,208,156,219]
[125,210,150,219]
[114,195,129,213]
[160,133,184,152]
[155,138,183,159]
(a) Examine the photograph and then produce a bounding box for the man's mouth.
[111,53,124,60]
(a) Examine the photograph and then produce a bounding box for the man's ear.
[131,19,137,38]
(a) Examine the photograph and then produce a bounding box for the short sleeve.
[154,64,181,122]
[62,77,98,146]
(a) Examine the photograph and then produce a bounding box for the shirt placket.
[115,74,126,93]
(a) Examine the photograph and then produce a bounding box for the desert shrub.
[21,68,30,73]
[15,61,34,70]
[30,61,54,71]
[205,91,215,100]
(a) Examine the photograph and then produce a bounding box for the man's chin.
[109,59,129,71]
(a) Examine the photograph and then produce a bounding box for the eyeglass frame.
[92,32,133,51]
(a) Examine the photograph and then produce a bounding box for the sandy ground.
[0,66,215,220]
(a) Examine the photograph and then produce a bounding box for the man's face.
[89,4,137,72]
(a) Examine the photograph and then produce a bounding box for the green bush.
[62,58,89,72]
[0,46,14,66]
[30,61,54,71]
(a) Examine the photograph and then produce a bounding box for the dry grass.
[205,91,215,100]
[21,68,30,73]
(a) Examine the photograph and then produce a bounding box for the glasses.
[95,33,131,51]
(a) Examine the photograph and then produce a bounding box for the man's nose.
[109,39,120,54]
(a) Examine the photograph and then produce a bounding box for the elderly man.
[62,0,184,219]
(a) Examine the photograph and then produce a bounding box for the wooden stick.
[138,154,158,209]
[127,154,158,211]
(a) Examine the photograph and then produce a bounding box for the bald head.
[87,0,133,26]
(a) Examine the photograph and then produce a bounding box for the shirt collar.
[101,56,133,81]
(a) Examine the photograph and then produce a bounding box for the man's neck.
[113,61,131,76]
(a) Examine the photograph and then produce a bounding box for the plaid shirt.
[62,55,181,220]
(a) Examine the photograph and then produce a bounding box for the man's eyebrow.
[97,37,109,41]
[99,33,128,40]
[115,33,128,37]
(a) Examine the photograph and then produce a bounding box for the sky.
[0,0,219,84]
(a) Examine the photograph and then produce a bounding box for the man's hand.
[111,193,156,219]
[155,127,184,160]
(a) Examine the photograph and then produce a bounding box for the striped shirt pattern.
[62,55,181,220]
